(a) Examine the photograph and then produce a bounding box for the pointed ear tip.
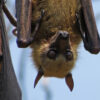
[65,73,74,92]
[34,70,44,89]
[68,84,74,92]
[34,84,36,88]
[69,87,74,92]
[34,79,38,88]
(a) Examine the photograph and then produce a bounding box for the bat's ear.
[65,73,74,91]
[79,0,100,54]
[16,0,33,47]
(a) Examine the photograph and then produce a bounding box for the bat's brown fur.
[31,0,82,78]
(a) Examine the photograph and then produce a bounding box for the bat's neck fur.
[31,0,82,77]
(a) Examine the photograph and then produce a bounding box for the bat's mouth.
[47,31,73,61]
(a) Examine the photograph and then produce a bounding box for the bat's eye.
[47,49,57,59]
[65,50,73,61]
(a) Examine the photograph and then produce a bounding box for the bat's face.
[31,0,82,78]
[32,31,79,78]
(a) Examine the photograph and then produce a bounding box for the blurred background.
[4,0,100,100]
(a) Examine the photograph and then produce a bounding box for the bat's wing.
[0,5,21,100]
[16,0,32,47]
[80,0,100,54]
[16,0,44,48]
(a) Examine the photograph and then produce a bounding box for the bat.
[0,2,21,99]
[2,0,100,91]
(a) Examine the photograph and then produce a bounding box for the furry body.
[31,0,82,78]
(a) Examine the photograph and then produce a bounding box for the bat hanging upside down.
[2,0,100,91]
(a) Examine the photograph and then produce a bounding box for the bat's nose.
[57,31,69,39]
[49,31,71,51]
[49,31,70,50]
[56,31,71,52]
[48,31,73,60]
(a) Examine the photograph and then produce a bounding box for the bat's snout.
[49,31,70,49]
[47,31,73,60]
[57,31,69,39]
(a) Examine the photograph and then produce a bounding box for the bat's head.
[31,0,81,88]
[32,30,78,89]
[32,31,78,78]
